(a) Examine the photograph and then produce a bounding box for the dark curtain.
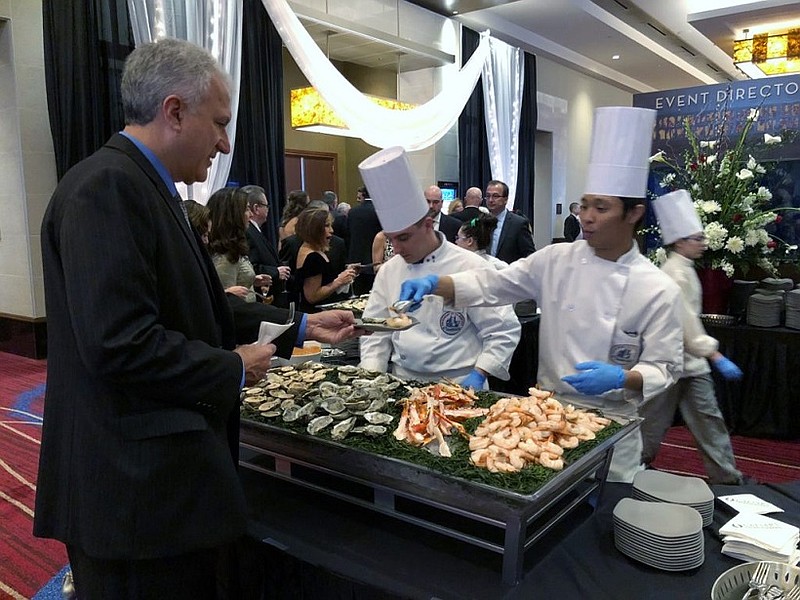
[514,52,537,220]
[458,27,491,197]
[228,0,286,247]
[43,0,134,180]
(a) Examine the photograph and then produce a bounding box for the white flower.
[764,133,782,144]
[744,229,761,247]
[756,186,772,201]
[748,108,759,121]
[736,168,754,180]
[718,259,735,278]
[653,247,667,266]
[699,200,722,214]
[660,172,676,188]
[725,236,744,254]
[705,154,717,165]
[649,151,666,163]
[746,155,759,171]
[705,222,728,251]
[699,140,717,149]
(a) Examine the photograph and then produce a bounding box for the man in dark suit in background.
[35,38,278,598]
[485,179,536,263]
[563,201,582,241]
[242,184,290,306]
[324,190,349,250]
[347,185,382,295]
[424,184,461,242]
[452,186,485,222]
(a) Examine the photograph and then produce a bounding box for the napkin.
[718,494,785,515]
[256,321,293,345]
[719,512,800,564]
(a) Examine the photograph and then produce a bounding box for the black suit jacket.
[437,213,461,243]
[495,210,536,264]
[563,213,581,242]
[346,200,382,295]
[452,206,483,222]
[35,134,247,559]
[247,221,284,295]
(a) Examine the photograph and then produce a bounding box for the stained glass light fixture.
[733,29,800,78]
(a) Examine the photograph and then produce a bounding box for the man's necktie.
[176,194,191,226]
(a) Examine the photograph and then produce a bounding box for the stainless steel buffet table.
[239,411,639,586]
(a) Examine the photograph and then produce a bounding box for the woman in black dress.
[295,207,357,313]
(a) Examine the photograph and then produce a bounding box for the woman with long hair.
[278,189,309,244]
[207,187,271,302]
[455,214,509,270]
[295,207,357,312]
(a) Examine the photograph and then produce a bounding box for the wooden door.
[284,150,337,200]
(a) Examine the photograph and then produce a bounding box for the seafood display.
[469,388,611,473]
[241,363,409,439]
[318,295,370,314]
[356,315,418,332]
[393,382,489,457]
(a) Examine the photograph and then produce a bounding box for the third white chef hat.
[584,106,657,199]
[358,146,428,234]
[651,189,703,245]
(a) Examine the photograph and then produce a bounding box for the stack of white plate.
[613,498,705,571]
[746,292,784,327]
[632,470,715,527]
[785,289,800,330]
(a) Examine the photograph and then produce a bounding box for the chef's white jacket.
[359,234,520,384]
[450,240,683,482]
[661,252,717,377]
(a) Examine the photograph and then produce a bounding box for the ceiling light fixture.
[733,28,800,79]
[290,86,416,136]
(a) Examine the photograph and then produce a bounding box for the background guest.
[347,185,382,295]
[563,201,582,241]
[453,186,485,222]
[448,199,464,215]
[455,214,508,270]
[371,230,394,274]
[485,180,536,263]
[424,184,461,243]
[295,206,357,312]
[278,189,309,245]
[207,187,271,303]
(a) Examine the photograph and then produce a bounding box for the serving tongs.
[390,299,421,314]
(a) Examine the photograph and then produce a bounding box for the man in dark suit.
[424,184,461,242]
[35,39,281,598]
[563,201,582,241]
[347,186,382,295]
[241,184,290,305]
[485,179,536,263]
[452,186,485,222]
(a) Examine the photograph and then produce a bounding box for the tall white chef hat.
[651,189,703,245]
[358,146,429,234]
[584,106,657,198]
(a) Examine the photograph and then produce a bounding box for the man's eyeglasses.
[683,235,706,242]
[256,203,269,209]
[484,194,506,200]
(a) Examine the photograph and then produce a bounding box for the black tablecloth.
[705,323,800,439]
[238,469,800,600]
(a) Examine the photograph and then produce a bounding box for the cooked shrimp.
[557,435,579,449]
[492,429,521,450]
[469,435,491,450]
[539,452,564,470]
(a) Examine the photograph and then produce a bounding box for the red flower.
[733,213,743,223]
[767,240,777,249]
[775,215,783,224]
[689,163,698,171]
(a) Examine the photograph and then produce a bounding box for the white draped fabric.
[126,0,243,204]
[261,0,490,151]
[482,37,523,209]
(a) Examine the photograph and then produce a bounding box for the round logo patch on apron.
[440,311,466,336]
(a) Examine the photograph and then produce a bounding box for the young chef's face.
[386,217,435,264]
[674,233,707,260]
[579,195,643,260]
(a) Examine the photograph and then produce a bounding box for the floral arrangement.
[647,108,797,277]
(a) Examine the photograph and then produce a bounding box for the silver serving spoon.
[390,299,420,314]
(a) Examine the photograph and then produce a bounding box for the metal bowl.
[701,313,736,327]
[711,561,800,600]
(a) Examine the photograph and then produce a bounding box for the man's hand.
[712,354,743,380]
[225,285,250,298]
[235,343,276,386]
[561,361,625,395]
[460,369,487,390]
[306,310,367,344]
[398,274,439,305]
[277,266,291,280]
[254,274,272,288]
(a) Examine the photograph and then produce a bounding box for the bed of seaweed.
[241,373,623,496]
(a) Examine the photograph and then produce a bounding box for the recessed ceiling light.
[612,54,620,60]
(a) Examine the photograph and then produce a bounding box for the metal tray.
[239,406,640,584]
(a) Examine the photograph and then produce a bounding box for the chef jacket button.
[580,258,588,264]
[566,304,575,311]
[400,354,406,360]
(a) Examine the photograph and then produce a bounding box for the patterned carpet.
[1,350,798,598]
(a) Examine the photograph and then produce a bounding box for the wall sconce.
[733,29,800,78]
[290,86,416,136]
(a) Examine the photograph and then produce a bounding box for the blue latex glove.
[561,361,625,395]
[398,274,439,308]
[460,369,487,391]
[713,355,743,380]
